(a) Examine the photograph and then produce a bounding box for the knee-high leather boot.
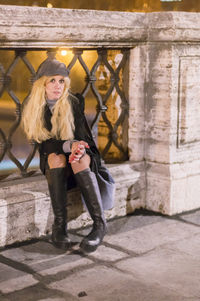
[46,167,71,249]
[74,168,107,253]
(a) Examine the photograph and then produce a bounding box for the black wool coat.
[38,93,102,190]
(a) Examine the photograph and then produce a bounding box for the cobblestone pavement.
[0,209,200,301]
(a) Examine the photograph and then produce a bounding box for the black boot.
[74,168,107,253]
[46,167,71,249]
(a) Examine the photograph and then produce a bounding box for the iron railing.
[0,48,129,180]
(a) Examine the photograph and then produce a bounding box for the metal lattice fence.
[0,48,129,180]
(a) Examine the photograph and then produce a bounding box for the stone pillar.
[128,45,147,163]
[144,12,200,215]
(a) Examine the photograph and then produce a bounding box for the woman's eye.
[50,78,55,83]
[59,79,64,84]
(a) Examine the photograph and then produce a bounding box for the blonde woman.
[22,58,113,252]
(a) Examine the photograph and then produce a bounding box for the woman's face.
[45,75,65,101]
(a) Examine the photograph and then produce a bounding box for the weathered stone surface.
[144,40,200,214]
[0,162,145,247]
[148,12,200,42]
[0,5,147,48]
[104,219,200,254]
[48,265,137,301]
[180,209,200,226]
[0,262,38,294]
[1,7,200,48]
[116,245,200,298]
[128,46,146,162]
[2,241,93,276]
[0,211,200,301]
[80,244,127,262]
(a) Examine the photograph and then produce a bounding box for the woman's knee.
[48,153,66,169]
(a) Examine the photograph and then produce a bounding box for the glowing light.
[47,3,53,8]
[61,50,67,56]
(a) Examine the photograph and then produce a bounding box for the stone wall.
[1,6,200,246]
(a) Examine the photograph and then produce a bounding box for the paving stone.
[38,298,66,301]
[88,245,128,262]
[116,247,200,299]
[1,241,67,266]
[179,210,200,226]
[1,211,200,300]
[39,256,92,276]
[106,212,165,235]
[48,266,132,300]
[48,265,193,301]
[0,283,79,301]
[0,262,25,283]
[169,232,200,259]
[0,296,10,301]
[0,262,38,294]
[1,241,94,276]
[104,219,200,254]
[77,212,165,237]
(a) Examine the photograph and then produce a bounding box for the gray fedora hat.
[35,58,69,80]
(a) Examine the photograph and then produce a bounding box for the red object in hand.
[68,155,75,163]
[68,144,89,163]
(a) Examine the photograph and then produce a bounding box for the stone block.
[0,5,147,48]
[0,162,145,247]
[116,246,200,298]
[0,262,38,294]
[104,219,200,254]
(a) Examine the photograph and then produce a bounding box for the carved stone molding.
[177,56,200,148]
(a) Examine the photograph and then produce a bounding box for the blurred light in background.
[61,50,67,56]
[47,2,53,8]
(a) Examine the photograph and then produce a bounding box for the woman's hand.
[69,140,89,163]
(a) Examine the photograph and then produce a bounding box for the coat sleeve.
[72,93,102,168]
[40,138,66,155]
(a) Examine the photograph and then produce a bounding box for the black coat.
[38,93,101,190]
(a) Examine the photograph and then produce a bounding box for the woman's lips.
[54,91,61,95]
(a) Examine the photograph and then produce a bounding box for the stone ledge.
[0,5,147,47]
[0,162,145,247]
[1,6,200,48]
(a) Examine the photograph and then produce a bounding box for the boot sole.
[80,241,100,253]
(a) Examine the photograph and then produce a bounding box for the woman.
[22,57,113,253]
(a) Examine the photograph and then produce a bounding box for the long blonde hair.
[22,75,75,143]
